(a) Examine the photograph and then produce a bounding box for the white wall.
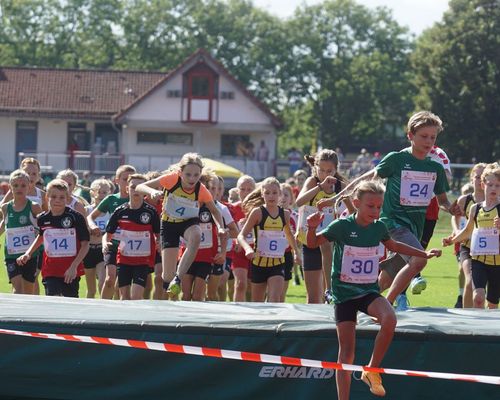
[0,118,16,170]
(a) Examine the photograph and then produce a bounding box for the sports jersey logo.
[18,215,28,224]
[140,212,151,224]
[61,217,72,228]
[404,163,411,169]
[199,211,211,223]
[349,231,358,238]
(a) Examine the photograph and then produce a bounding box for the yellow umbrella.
[202,158,244,179]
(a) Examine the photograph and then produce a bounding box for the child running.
[319,111,460,307]
[135,153,226,298]
[238,177,301,302]
[306,181,441,399]
[296,149,348,304]
[56,169,88,216]
[17,179,90,297]
[443,163,500,309]
[104,174,160,300]
[83,178,113,298]
[0,170,42,294]
[87,165,136,299]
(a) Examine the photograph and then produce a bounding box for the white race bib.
[164,194,199,220]
[199,223,213,249]
[400,170,436,206]
[95,214,110,232]
[44,228,77,258]
[238,220,254,245]
[340,245,379,284]
[119,230,151,257]
[257,230,288,258]
[6,226,36,255]
[470,227,499,256]
[458,217,467,230]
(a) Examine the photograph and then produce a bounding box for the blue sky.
[251,0,450,35]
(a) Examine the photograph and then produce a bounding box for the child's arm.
[436,192,462,216]
[443,204,476,246]
[384,239,441,259]
[213,232,228,265]
[284,210,302,266]
[237,208,261,260]
[227,221,239,238]
[0,190,13,208]
[16,234,43,265]
[0,204,7,237]
[87,207,105,235]
[305,212,329,248]
[136,176,165,201]
[205,200,227,237]
[296,176,337,207]
[64,240,90,284]
[40,190,49,212]
[317,169,377,210]
[102,232,113,253]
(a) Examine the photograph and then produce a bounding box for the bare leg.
[320,242,333,291]
[101,264,117,299]
[176,225,202,278]
[130,283,144,300]
[304,270,324,304]
[251,282,267,302]
[366,297,397,367]
[85,268,97,298]
[385,257,426,304]
[336,321,356,400]
[267,275,284,303]
[119,284,130,300]
[233,268,248,302]
[192,277,207,301]
[462,258,473,308]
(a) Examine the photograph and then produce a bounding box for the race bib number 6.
[257,230,288,258]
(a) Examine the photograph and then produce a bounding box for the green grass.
[0,212,460,306]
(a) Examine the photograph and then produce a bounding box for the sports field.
[0,212,459,307]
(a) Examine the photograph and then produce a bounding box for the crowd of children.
[0,111,498,399]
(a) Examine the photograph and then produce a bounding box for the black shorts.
[459,245,472,263]
[302,245,322,271]
[83,244,104,269]
[104,248,117,267]
[161,219,200,249]
[335,293,382,323]
[471,260,500,305]
[42,276,80,297]
[420,219,437,249]
[187,261,212,280]
[284,251,293,281]
[117,264,150,288]
[155,251,161,265]
[6,256,38,283]
[250,264,285,284]
[211,263,224,276]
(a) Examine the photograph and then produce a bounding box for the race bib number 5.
[44,228,77,258]
[340,245,379,284]
[400,170,436,206]
[470,227,499,256]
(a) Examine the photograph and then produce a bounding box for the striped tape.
[0,327,498,385]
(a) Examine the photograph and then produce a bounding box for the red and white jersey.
[428,146,452,174]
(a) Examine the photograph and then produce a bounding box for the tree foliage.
[412,0,500,162]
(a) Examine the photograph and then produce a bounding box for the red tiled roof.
[0,67,165,119]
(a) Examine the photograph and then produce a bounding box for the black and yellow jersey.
[252,206,287,267]
[471,203,500,266]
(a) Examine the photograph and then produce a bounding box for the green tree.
[412,0,500,162]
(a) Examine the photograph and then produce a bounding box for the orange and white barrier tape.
[0,327,499,385]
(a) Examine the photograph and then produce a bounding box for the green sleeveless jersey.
[4,200,38,260]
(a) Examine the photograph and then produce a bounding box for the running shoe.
[410,276,427,295]
[395,294,409,312]
[167,275,181,297]
[454,295,463,308]
[324,289,333,304]
[361,371,386,397]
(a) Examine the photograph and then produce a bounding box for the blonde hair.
[481,163,500,182]
[228,187,239,203]
[236,174,256,189]
[56,169,78,186]
[145,170,161,181]
[173,152,204,173]
[470,162,487,178]
[304,149,347,183]
[353,181,385,200]
[46,179,70,194]
[199,169,217,186]
[90,178,113,193]
[115,165,136,178]
[9,169,30,184]
[127,173,147,183]
[280,182,296,208]
[407,111,443,134]
[242,177,281,214]
[20,157,41,171]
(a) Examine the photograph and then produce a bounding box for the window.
[191,76,210,97]
[221,134,252,157]
[137,131,192,146]
[68,122,89,151]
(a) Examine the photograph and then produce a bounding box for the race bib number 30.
[340,245,379,284]
[257,230,288,258]
[470,227,499,256]
[400,170,436,206]
[44,228,77,258]
[6,226,36,255]
[119,231,151,257]
[164,195,199,220]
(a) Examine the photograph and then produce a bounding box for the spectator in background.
[288,147,303,176]
[371,152,382,168]
[335,147,345,165]
[256,140,269,161]
[356,148,371,174]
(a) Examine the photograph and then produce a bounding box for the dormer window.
[182,61,218,123]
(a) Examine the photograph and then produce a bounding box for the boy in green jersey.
[0,170,43,294]
[319,111,461,306]
[307,181,441,399]
[87,164,136,299]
